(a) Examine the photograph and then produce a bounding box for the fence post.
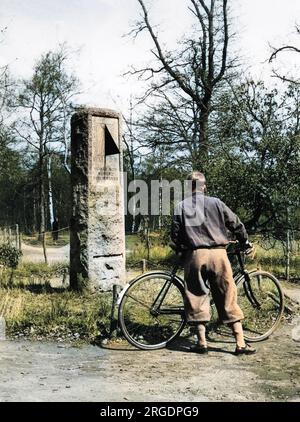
[3,228,7,243]
[8,228,12,246]
[19,232,22,253]
[109,285,119,338]
[15,224,19,250]
[142,259,147,273]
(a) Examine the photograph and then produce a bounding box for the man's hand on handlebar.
[169,242,187,261]
[240,240,255,257]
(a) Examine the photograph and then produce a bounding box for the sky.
[0,0,299,113]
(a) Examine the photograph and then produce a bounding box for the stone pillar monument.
[70,108,125,291]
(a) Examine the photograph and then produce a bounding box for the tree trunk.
[38,135,48,264]
[129,106,136,234]
[47,155,55,226]
[38,158,45,238]
[39,177,48,264]
[158,176,162,231]
[286,229,291,282]
[131,189,136,233]
[197,104,210,169]
[23,186,27,233]
[285,206,291,282]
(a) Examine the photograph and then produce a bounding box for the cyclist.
[171,171,256,355]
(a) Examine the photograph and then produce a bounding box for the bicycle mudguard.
[116,283,131,306]
[130,270,185,286]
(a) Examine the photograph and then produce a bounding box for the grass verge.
[0,288,112,343]
[0,263,112,343]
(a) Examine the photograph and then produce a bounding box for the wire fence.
[0,225,70,250]
[21,226,70,246]
[0,225,71,267]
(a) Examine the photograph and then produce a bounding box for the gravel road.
[0,321,299,402]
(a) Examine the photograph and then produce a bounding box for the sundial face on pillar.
[91,117,120,191]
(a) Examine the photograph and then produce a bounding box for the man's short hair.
[187,171,206,191]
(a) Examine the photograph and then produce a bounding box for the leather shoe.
[189,344,208,354]
[235,343,256,356]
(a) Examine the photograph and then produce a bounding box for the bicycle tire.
[237,270,284,342]
[118,271,186,350]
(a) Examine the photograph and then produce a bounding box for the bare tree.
[132,90,203,169]
[14,46,78,262]
[129,0,232,167]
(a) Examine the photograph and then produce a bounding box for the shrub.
[0,244,22,269]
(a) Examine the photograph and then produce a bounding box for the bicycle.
[117,243,284,350]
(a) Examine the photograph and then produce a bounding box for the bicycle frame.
[117,246,259,317]
[159,248,263,315]
[146,264,185,317]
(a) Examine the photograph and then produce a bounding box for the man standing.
[171,171,256,355]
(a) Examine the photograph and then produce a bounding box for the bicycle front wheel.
[237,271,284,342]
[118,272,186,350]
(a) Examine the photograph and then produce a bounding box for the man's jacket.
[171,192,248,250]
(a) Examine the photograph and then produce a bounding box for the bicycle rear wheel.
[238,271,284,342]
[118,272,186,350]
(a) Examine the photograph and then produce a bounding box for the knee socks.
[196,323,207,347]
[230,321,246,348]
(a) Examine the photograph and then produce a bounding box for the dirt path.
[0,321,299,402]
[7,246,300,401]
[21,243,69,264]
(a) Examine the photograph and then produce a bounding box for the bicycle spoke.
[124,293,152,311]
[119,274,185,349]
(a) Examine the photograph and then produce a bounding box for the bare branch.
[213,0,228,85]
[271,71,299,85]
[137,0,198,102]
[198,0,210,16]
[269,45,300,62]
